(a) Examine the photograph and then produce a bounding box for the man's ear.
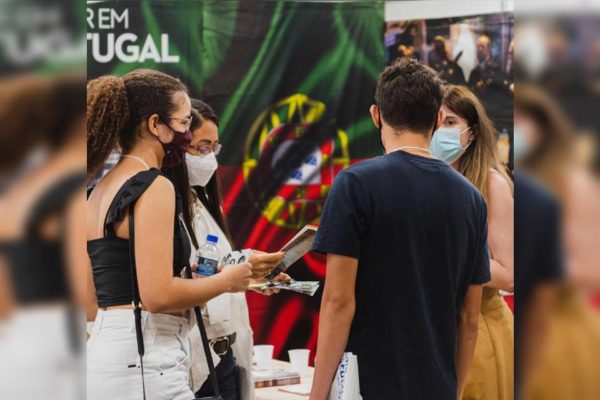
[369,104,380,129]
[147,114,160,136]
[434,109,446,132]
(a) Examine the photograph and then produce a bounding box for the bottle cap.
[206,234,219,244]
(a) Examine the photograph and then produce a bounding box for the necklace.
[121,154,150,169]
[389,146,434,157]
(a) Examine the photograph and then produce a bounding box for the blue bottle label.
[197,257,218,276]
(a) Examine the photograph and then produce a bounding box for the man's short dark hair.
[374,58,444,135]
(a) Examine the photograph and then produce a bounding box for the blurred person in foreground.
[431,84,514,400]
[515,85,600,400]
[310,59,490,400]
[0,73,87,400]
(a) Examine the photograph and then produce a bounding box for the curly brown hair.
[86,69,188,179]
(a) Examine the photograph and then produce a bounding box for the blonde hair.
[443,85,513,202]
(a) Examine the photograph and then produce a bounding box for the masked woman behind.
[430,84,514,400]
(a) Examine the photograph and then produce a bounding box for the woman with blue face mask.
[431,85,515,400]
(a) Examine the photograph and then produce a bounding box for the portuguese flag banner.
[87,0,385,361]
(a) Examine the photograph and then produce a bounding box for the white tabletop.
[255,360,314,400]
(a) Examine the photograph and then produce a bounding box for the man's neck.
[383,128,431,155]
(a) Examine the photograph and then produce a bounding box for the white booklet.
[329,353,362,400]
[264,224,318,280]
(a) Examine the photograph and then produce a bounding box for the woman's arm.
[133,177,251,313]
[485,171,514,292]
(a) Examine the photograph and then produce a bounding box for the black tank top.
[87,169,191,308]
[0,172,86,305]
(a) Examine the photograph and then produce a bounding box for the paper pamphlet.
[278,383,312,396]
[248,280,320,296]
[264,224,317,280]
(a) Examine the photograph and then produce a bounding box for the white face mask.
[186,152,218,187]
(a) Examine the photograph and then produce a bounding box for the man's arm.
[310,254,358,400]
[456,283,483,400]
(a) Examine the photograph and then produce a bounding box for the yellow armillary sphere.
[243,94,350,229]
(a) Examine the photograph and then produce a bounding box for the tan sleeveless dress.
[463,287,514,400]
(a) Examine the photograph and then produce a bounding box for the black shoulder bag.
[128,203,224,400]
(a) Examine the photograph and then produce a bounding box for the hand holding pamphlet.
[264,224,318,280]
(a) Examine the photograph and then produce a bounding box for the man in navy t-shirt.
[309,59,490,400]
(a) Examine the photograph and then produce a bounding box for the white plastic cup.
[288,349,310,374]
[254,345,274,370]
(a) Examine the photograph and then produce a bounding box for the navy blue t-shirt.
[312,150,490,400]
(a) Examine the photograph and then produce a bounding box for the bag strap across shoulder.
[128,203,147,400]
[128,201,223,400]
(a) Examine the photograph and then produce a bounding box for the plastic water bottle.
[196,234,219,277]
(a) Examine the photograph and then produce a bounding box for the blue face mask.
[430,127,471,164]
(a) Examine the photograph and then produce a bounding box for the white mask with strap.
[186,152,218,187]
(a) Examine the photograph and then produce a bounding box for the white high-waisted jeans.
[87,309,194,400]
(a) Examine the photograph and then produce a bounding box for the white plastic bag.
[328,352,362,400]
